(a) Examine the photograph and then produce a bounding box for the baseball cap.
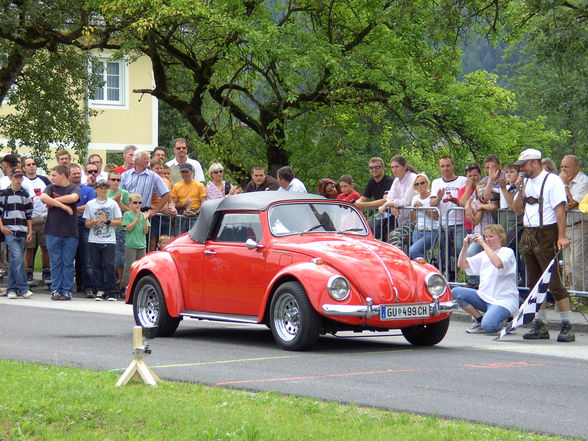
[95,178,109,187]
[179,163,193,172]
[514,148,542,166]
[10,167,24,177]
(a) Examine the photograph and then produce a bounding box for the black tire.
[269,281,321,351]
[133,275,180,337]
[401,317,450,346]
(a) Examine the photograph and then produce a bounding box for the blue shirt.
[77,185,96,224]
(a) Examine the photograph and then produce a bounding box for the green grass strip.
[0,360,576,441]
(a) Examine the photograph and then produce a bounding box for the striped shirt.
[120,168,169,209]
[0,187,33,237]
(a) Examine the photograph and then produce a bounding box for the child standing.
[83,179,122,301]
[107,170,129,294]
[0,168,33,298]
[337,174,361,203]
[122,193,150,290]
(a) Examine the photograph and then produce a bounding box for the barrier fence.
[147,207,588,298]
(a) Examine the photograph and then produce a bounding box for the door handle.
[204,250,217,255]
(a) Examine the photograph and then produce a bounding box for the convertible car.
[126,192,457,350]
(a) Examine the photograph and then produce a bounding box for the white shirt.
[386,171,417,224]
[466,246,519,315]
[166,157,205,182]
[567,170,588,225]
[278,178,307,193]
[431,175,467,227]
[411,194,439,230]
[25,176,49,218]
[83,198,122,244]
[522,170,566,227]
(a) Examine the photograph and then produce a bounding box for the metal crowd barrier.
[362,207,588,298]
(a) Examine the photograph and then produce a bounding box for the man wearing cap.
[171,162,207,235]
[0,167,33,298]
[83,178,122,301]
[166,138,205,184]
[512,148,574,342]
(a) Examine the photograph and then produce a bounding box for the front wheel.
[401,317,450,346]
[133,275,180,337]
[269,281,321,351]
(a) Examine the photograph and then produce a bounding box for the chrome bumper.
[321,297,459,319]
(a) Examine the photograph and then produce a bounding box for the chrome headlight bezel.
[425,272,448,299]
[327,275,350,301]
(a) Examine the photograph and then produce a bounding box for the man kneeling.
[452,224,519,333]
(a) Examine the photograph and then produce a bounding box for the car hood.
[273,234,418,303]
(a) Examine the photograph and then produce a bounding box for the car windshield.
[268,202,368,236]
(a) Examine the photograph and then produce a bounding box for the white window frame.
[88,56,129,109]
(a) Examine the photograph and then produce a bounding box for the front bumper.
[321,297,459,319]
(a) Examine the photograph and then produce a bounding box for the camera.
[465,234,475,244]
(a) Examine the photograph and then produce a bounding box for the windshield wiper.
[301,223,328,234]
[337,228,364,234]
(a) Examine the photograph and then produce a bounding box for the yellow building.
[0,51,158,169]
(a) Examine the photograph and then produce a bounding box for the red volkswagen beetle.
[126,192,457,350]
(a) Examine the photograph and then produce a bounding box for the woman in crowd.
[205,163,240,200]
[452,224,519,333]
[317,178,339,199]
[408,173,439,260]
[377,155,417,225]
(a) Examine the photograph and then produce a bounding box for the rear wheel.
[270,281,321,351]
[133,275,180,337]
[401,317,450,346]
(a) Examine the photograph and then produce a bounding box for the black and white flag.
[498,257,556,339]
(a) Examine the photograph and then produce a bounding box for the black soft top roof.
[188,191,327,243]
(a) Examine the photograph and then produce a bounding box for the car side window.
[213,213,262,243]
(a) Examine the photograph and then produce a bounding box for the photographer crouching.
[452,224,520,334]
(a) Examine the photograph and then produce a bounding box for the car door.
[202,212,268,316]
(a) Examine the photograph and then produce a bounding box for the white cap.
[514,148,542,166]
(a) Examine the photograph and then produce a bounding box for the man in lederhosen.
[512,148,575,342]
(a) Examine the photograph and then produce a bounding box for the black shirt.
[362,175,394,200]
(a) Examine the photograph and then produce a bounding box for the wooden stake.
[116,326,160,387]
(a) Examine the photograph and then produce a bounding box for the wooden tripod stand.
[116,326,160,387]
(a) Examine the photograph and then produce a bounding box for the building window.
[89,57,127,107]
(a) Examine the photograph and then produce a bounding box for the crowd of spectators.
[0,142,586,326]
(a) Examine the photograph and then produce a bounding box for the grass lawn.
[0,360,577,441]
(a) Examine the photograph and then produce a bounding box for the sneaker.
[61,292,72,301]
[51,290,61,301]
[466,319,484,334]
[0,289,6,297]
[94,291,105,301]
[21,290,33,299]
[84,288,95,298]
[7,291,18,299]
[522,319,550,340]
[107,296,117,301]
[557,320,575,342]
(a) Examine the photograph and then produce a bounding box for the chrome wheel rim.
[136,284,159,327]
[273,293,300,342]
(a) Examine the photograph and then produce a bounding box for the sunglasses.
[131,201,142,205]
[414,181,427,186]
[212,170,224,174]
[368,165,383,170]
[109,178,121,182]
[465,163,480,172]
[87,170,99,174]
[25,163,36,166]
[175,146,187,150]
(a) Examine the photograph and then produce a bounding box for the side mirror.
[245,238,263,250]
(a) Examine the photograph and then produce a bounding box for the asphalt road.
[1,297,587,439]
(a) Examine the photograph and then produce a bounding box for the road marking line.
[108,349,411,372]
[214,361,549,386]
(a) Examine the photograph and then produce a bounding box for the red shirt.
[337,191,361,203]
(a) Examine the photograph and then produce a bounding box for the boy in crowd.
[122,193,150,291]
[83,179,122,301]
[107,170,129,293]
[40,165,80,301]
[0,168,33,298]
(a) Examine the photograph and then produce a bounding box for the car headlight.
[327,276,350,301]
[425,273,447,298]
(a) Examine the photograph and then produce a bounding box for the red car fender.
[260,261,348,319]
[125,251,186,317]
[410,260,453,302]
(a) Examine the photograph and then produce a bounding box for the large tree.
[91,0,561,181]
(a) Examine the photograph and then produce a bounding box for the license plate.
[380,303,430,320]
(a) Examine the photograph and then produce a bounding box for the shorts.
[26,217,47,249]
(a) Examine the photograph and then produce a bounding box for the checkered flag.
[498,257,556,339]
